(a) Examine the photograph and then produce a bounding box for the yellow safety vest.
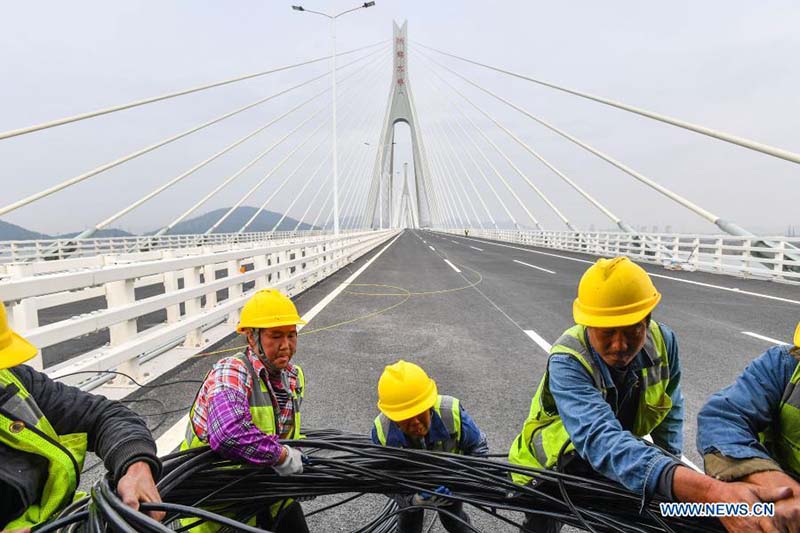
[508,321,672,485]
[771,361,800,475]
[180,353,304,532]
[373,395,462,452]
[0,369,87,530]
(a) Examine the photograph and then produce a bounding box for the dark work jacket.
[0,365,161,529]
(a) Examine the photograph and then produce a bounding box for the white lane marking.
[443,259,461,273]
[155,233,402,454]
[450,240,460,244]
[641,435,701,472]
[448,234,800,306]
[514,259,556,274]
[524,330,552,353]
[470,246,484,252]
[156,414,190,456]
[429,245,435,251]
[646,273,800,306]
[454,234,593,264]
[742,331,789,345]
[300,233,402,326]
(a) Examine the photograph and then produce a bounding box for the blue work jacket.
[548,324,684,498]
[697,344,797,461]
[370,405,489,457]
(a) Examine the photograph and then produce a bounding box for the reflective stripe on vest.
[0,369,87,530]
[774,361,800,475]
[508,321,671,485]
[183,353,304,450]
[373,395,463,453]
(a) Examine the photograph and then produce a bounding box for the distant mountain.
[55,228,135,239]
[0,220,50,240]
[0,207,317,241]
[159,207,316,235]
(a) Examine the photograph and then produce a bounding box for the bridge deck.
[80,229,800,530]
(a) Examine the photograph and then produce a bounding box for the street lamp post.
[292,2,375,235]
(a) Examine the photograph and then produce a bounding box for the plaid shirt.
[190,348,302,465]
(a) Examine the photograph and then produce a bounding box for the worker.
[0,304,163,532]
[371,360,488,533]
[182,289,308,533]
[508,257,793,533]
[696,322,800,531]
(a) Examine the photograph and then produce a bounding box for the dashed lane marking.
[448,234,800,306]
[742,331,788,345]
[514,259,556,274]
[443,259,462,273]
[429,245,435,251]
[524,330,552,353]
[470,246,484,252]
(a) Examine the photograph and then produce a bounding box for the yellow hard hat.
[0,304,37,370]
[236,289,306,333]
[573,257,661,328]
[794,323,800,346]
[377,360,438,422]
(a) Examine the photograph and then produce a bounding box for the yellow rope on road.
[192,261,481,356]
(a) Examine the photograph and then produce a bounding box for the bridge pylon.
[365,21,434,229]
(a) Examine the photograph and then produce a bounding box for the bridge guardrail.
[0,229,363,264]
[439,229,800,284]
[0,229,398,389]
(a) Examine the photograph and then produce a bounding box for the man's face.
[587,319,648,369]
[396,409,432,439]
[248,325,297,370]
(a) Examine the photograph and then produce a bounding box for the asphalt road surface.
[77,229,800,532]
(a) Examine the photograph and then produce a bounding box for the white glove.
[273,445,304,477]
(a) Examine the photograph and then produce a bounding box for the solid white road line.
[742,331,789,345]
[450,234,800,306]
[469,246,484,252]
[155,232,402,454]
[524,330,552,353]
[641,435,701,472]
[429,245,435,251]
[514,259,556,274]
[443,259,462,273]
[156,414,190,456]
[647,273,800,306]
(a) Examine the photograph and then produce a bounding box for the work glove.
[273,445,304,477]
[412,485,454,508]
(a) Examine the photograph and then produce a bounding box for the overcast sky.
[1,1,798,235]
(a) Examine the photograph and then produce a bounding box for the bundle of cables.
[37,428,724,533]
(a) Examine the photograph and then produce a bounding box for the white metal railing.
[0,229,366,264]
[439,229,800,284]
[0,229,398,390]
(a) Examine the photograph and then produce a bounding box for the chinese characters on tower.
[395,37,405,87]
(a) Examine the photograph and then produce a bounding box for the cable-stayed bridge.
[1,18,799,531]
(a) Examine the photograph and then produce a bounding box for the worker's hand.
[412,486,454,508]
[116,461,165,522]
[771,496,800,533]
[710,482,793,533]
[273,445,304,477]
